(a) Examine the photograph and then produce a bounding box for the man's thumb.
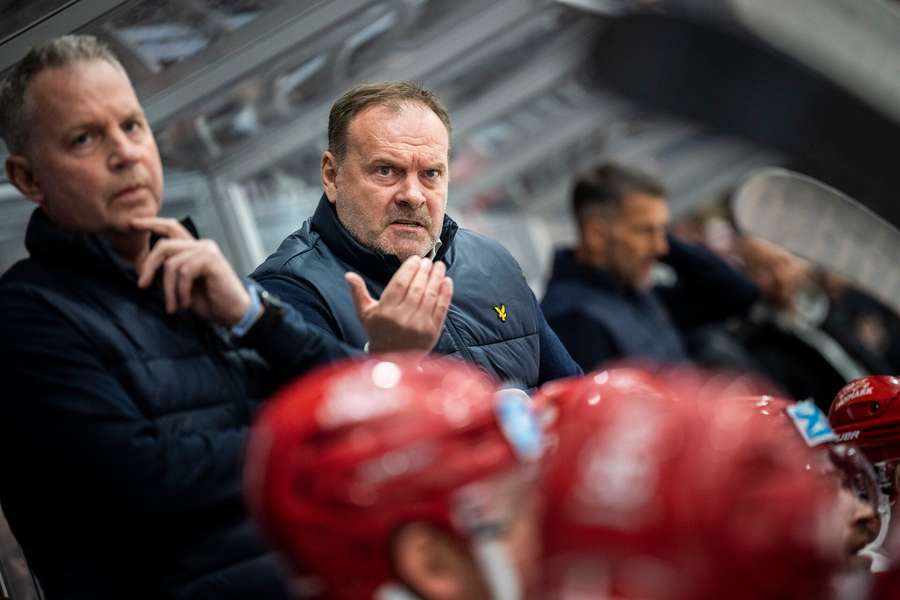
[345,272,375,315]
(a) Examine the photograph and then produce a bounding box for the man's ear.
[392,522,469,600]
[582,215,609,254]
[6,155,43,205]
[321,151,339,204]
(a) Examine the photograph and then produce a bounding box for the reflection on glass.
[239,146,324,253]
[432,8,577,110]
[273,52,330,116]
[0,0,72,43]
[103,0,275,71]
[451,79,594,189]
[343,6,399,77]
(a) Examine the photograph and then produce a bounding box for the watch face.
[232,283,286,339]
[258,288,286,315]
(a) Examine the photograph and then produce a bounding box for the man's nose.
[107,129,142,169]
[854,497,877,525]
[654,229,669,257]
[396,174,426,208]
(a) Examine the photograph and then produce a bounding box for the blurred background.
[1,0,898,295]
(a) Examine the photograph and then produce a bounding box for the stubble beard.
[336,198,437,260]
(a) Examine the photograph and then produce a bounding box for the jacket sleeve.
[657,235,760,332]
[240,295,363,384]
[534,293,584,382]
[252,273,341,337]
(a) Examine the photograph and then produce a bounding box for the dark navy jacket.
[0,209,359,600]
[252,196,579,389]
[542,238,759,372]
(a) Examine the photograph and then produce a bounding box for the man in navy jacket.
[542,162,759,371]
[253,82,580,389]
[0,36,445,600]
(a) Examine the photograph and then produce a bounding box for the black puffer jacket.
[0,209,358,600]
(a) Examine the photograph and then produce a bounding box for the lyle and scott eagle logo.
[493,304,508,322]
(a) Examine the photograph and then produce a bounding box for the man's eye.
[376,166,393,176]
[424,169,441,179]
[124,120,142,133]
[71,133,91,147]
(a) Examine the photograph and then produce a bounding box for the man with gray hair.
[0,35,447,599]
[252,81,581,388]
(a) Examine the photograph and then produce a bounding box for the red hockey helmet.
[829,376,900,469]
[828,376,900,566]
[533,367,671,435]
[540,374,845,600]
[244,355,543,599]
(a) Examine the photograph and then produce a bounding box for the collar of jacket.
[24,207,200,283]
[310,194,459,285]
[550,248,644,297]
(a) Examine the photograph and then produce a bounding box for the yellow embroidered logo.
[493,304,508,322]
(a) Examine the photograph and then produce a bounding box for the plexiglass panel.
[430,7,579,110]
[450,79,602,201]
[238,146,325,252]
[0,0,72,42]
[100,0,276,71]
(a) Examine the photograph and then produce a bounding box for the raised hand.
[132,217,251,327]
[345,256,453,354]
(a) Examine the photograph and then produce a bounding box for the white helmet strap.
[470,532,522,600]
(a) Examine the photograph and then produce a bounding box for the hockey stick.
[732,167,900,317]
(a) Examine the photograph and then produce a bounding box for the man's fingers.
[433,277,453,326]
[380,256,421,306]
[401,257,432,308]
[162,249,199,311]
[137,239,195,288]
[161,247,203,313]
[346,272,376,316]
[418,260,446,313]
[138,239,204,313]
[172,252,210,311]
[137,242,171,288]
[130,217,193,240]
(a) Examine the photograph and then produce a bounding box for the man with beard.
[541,163,759,371]
[252,81,580,389]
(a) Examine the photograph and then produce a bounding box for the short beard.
[336,200,436,259]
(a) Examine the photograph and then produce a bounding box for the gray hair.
[0,34,126,153]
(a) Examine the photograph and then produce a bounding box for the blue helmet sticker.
[786,400,838,447]
[495,388,543,462]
